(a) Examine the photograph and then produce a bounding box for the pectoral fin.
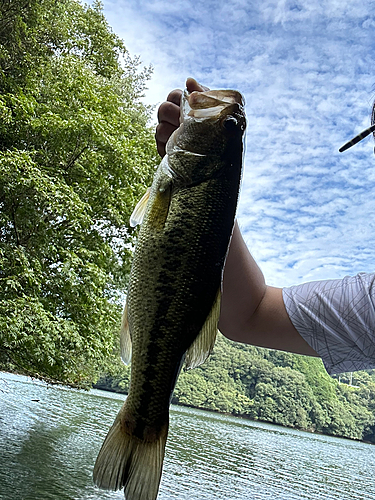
[130,188,151,227]
[131,175,172,231]
[184,290,220,370]
[120,301,131,365]
[148,182,172,230]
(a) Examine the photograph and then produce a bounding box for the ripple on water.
[1,374,375,500]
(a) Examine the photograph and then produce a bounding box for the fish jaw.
[185,89,245,119]
[165,89,246,187]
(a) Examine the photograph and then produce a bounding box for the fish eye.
[222,116,238,132]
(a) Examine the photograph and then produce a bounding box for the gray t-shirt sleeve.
[282,273,375,374]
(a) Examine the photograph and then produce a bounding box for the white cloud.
[100,0,375,287]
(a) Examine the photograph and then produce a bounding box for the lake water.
[0,371,374,500]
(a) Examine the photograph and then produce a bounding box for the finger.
[155,121,179,158]
[166,88,182,106]
[156,139,166,158]
[155,122,176,145]
[186,77,210,93]
[157,101,180,127]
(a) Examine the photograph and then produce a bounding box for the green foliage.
[94,356,131,394]
[0,0,157,387]
[176,338,375,441]
[101,335,375,442]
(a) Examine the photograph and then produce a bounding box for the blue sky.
[100,0,375,287]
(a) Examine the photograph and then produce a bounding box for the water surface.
[0,372,374,500]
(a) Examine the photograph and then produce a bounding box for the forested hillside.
[0,0,157,386]
[95,335,375,442]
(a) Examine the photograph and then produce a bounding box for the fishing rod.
[339,123,375,152]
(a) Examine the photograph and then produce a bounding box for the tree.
[0,0,157,386]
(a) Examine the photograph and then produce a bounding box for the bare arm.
[219,222,318,356]
[156,78,318,358]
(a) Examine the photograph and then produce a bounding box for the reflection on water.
[0,372,374,500]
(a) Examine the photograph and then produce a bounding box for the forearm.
[219,222,318,357]
[219,221,266,335]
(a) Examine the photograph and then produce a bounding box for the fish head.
[165,89,246,186]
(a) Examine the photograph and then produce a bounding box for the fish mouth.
[181,89,245,121]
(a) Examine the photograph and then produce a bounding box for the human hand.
[155,78,209,157]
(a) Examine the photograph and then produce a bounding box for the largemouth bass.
[93,87,246,500]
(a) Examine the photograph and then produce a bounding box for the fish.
[93,86,246,500]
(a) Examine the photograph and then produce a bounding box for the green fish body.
[94,88,246,500]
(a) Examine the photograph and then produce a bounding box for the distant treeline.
[95,335,375,443]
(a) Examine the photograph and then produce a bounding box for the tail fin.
[93,412,168,500]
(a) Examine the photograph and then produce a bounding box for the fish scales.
[94,87,246,500]
[128,179,239,421]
